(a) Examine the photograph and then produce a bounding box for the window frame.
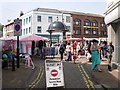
[37,26,42,33]
[37,15,41,22]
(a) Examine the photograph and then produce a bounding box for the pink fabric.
[20,34,48,41]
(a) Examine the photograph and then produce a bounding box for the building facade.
[3,20,14,37]
[3,8,107,43]
[105,0,120,64]
[72,13,107,41]
[19,8,72,43]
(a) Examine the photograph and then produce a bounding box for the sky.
[0,0,107,25]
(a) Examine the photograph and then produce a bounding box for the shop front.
[105,0,120,64]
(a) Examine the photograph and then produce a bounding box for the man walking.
[107,42,114,71]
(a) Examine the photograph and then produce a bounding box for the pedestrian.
[107,41,114,71]
[59,44,65,61]
[66,43,72,61]
[72,41,77,51]
[73,50,77,63]
[90,39,102,72]
[88,40,92,62]
[76,42,80,56]
[50,44,55,58]
[25,54,35,70]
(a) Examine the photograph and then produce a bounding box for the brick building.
[71,13,107,40]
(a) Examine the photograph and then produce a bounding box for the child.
[73,50,77,64]
[25,54,35,70]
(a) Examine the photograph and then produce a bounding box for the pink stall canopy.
[20,34,49,42]
[0,34,49,42]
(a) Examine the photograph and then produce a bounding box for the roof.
[60,10,104,17]
[33,8,61,13]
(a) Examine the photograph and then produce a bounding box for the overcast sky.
[0,0,107,24]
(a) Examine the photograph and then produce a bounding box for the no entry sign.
[45,60,64,88]
[51,69,58,77]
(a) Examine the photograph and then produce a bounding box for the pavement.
[2,55,120,90]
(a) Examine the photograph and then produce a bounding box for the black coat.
[59,46,65,54]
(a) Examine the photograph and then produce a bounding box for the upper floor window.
[24,19,25,25]
[26,28,28,34]
[100,22,106,31]
[26,18,28,24]
[29,27,31,33]
[92,20,98,26]
[48,16,52,23]
[29,16,31,23]
[74,19,81,26]
[84,19,91,26]
[74,27,81,35]
[23,29,25,35]
[37,16,41,22]
[84,28,91,35]
[66,16,70,23]
[37,26,42,33]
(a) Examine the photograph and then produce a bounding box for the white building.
[19,8,72,43]
[105,0,120,65]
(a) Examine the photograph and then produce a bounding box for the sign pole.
[14,18,21,68]
[17,36,20,68]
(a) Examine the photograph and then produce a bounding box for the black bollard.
[12,57,15,71]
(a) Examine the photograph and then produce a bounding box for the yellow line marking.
[80,64,95,89]
[78,64,96,90]
[26,65,43,90]
[30,68,44,89]
[78,65,89,88]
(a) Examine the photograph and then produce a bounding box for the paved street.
[2,56,120,90]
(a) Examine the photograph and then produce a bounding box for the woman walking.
[90,39,102,72]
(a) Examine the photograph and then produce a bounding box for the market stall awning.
[20,34,49,41]
[0,34,49,41]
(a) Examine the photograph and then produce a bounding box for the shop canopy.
[0,34,49,41]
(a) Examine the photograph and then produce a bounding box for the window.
[48,16,52,23]
[74,19,81,26]
[23,29,25,35]
[29,27,31,33]
[74,27,81,35]
[66,16,70,23]
[29,16,31,23]
[24,19,25,25]
[37,16,41,22]
[37,26,41,33]
[92,20,98,26]
[84,19,91,26]
[26,28,28,34]
[100,22,106,31]
[101,31,107,35]
[93,31,97,35]
[84,28,91,35]
[26,18,28,24]
[74,30,81,35]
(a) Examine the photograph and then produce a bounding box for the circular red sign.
[51,69,58,77]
